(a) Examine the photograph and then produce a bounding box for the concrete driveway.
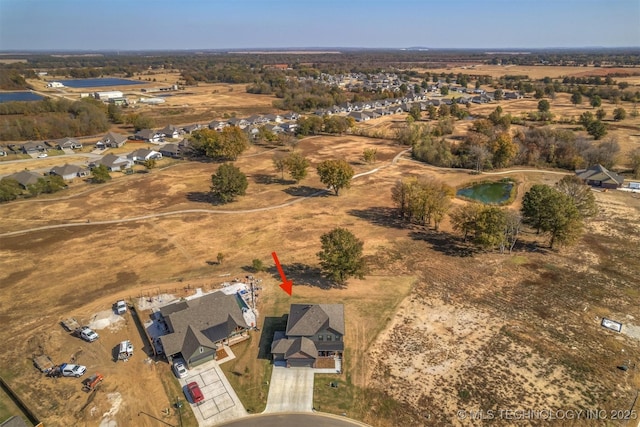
[264,367,315,413]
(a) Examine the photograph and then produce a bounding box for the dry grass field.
[2,68,640,426]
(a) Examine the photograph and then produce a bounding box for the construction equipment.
[82,373,104,391]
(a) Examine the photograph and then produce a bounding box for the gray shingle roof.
[576,164,624,186]
[8,170,41,187]
[159,292,249,357]
[286,304,345,337]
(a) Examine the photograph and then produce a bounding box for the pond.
[57,78,146,88]
[0,91,44,103]
[457,181,514,204]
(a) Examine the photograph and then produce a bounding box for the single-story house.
[183,123,202,134]
[92,154,134,172]
[7,170,42,189]
[271,304,344,369]
[348,111,370,122]
[576,164,624,189]
[128,148,162,163]
[21,141,48,154]
[159,143,181,158]
[159,292,250,368]
[96,132,128,149]
[160,125,182,139]
[54,137,83,150]
[227,118,249,129]
[134,129,163,143]
[50,164,89,181]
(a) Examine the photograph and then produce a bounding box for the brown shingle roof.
[286,304,345,337]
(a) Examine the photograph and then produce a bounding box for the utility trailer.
[61,318,81,332]
[33,354,55,375]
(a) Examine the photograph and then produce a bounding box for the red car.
[186,381,204,404]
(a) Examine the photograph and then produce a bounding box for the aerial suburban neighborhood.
[1,2,640,427]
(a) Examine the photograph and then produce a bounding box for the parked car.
[114,300,127,315]
[79,326,99,342]
[37,153,48,158]
[61,363,86,377]
[173,360,188,379]
[186,381,204,404]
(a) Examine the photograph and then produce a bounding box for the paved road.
[218,413,371,427]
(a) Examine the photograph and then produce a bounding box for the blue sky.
[0,0,638,50]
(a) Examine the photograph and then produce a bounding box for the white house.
[127,148,162,163]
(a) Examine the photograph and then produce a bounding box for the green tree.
[541,191,583,249]
[537,99,550,113]
[128,113,156,131]
[0,178,23,202]
[211,163,248,203]
[317,227,367,286]
[143,158,157,170]
[284,152,310,183]
[590,95,602,109]
[316,159,354,195]
[190,127,249,160]
[363,148,377,164]
[494,89,503,101]
[107,104,124,124]
[251,258,264,272]
[521,184,556,234]
[296,116,323,136]
[579,111,595,127]
[596,108,606,121]
[586,120,607,140]
[555,175,597,218]
[91,164,111,184]
[408,105,422,121]
[473,206,507,249]
[449,203,484,242]
[440,86,449,96]
[571,92,583,106]
[630,148,640,179]
[613,107,627,121]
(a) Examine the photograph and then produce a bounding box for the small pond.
[0,91,44,103]
[457,181,514,204]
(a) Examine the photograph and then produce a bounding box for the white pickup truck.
[79,326,99,342]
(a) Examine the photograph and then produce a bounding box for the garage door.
[288,359,314,368]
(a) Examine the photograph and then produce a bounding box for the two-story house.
[271,304,344,369]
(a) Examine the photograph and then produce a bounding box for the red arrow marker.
[271,251,293,296]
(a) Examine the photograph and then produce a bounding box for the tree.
[521,184,556,234]
[440,86,449,96]
[284,152,310,183]
[317,227,366,286]
[586,120,607,140]
[317,159,354,195]
[494,89,503,101]
[91,164,111,183]
[128,113,156,131]
[210,163,248,203]
[613,107,627,121]
[107,104,124,124]
[190,127,249,160]
[273,154,287,180]
[537,99,550,113]
[408,105,422,121]
[490,132,517,169]
[0,178,22,202]
[363,148,377,164]
[391,178,454,229]
[143,158,157,170]
[296,116,323,136]
[571,92,583,106]
[251,258,264,272]
[579,111,594,127]
[473,206,507,249]
[449,203,484,242]
[556,175,597,218]
[501,210,522,254]
[521,184,584,248]
[596,108,606,121]
[630,148,640,179]
[590,95,602,109]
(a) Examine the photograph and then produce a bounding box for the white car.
[61,363,86,377]
[173,360,188,379]
[79,326,99,342]
[37,153,48,158]
[115,300,127,315]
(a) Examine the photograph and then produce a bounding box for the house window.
[318,335,323,341]
[327,335,332,341]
